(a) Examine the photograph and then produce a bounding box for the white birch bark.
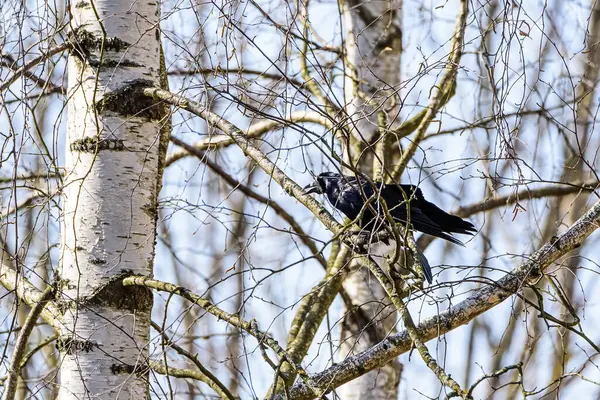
[339,1,403,399]
[343,0,403,144]
[59,1,165,398]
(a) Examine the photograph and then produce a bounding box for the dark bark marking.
[95,79,165,120]
[57,337,97,354]
[70,137,125,152]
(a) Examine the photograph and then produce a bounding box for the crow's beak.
[302,182,321,195]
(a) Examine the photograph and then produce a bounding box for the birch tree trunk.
[339,1,403,399]
[58,1,166,398]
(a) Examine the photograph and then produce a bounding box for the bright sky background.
[2,0,600,398]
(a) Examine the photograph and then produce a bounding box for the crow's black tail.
[416,247,433,283]
[390,207,469,246]
[418,199,476,236]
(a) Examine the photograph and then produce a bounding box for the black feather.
[303,172,476,283]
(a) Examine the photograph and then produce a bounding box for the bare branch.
[284,198,600,399]
[148,360,238,398]
[0,55,65,96]
[456,181,599,217]
[144,87,346,237]
[0,174,62,184]
[123,276,324,398]
[298,0,338,117]
[150,321,236,400]
[168,67,304,87]
[0,258,61,332]
[447,363,525,399]
[363,254,467,397]
[0,195,43,220]
[417,180,599,250]
[169,136,327,268]
[391,0,469,179]
[0,43,69,92]
[423,101,583,140]
[2,285,55,400]
[166,111,334,167]
[270,246,350,394]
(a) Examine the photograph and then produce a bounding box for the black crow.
[303,172,476,282]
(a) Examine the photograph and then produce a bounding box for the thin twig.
[143,87,352,240]
[165,111,333,166]
[169,136,328,268]
[455,181,599,217]
[2,285,55,400]
[168,67,305,87]
[123,276,324,398]
[148,360,238,394]
[391,0,469,179]
[364,256,468,397]
[0,43,70,92]
[282,198,600,399]
[17,334,58,371]
[446,363,525,399]
[146,87,399,248]
[0,195,43,220]
[0,174,62,184]
[298,0,338,116]
[150,321,236,400]
[269,246,350,394]
[0,258,61,332]
[417,180,599,249]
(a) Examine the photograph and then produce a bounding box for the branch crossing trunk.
[58,1,167,398]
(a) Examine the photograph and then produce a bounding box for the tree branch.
[391,0,469,179]
[0,55,65,96]
[0,258,61,332]
[363,255,467,397]
[165,111,333,167]
[0,195,43,220]
[123,276,324,398]
[298,0,338,117]
[417,180,599,249]
[0,174,62,184]
[2,285,55,400]
[447,363,525,399]
[148,360,238,398]
[144,87,349,239]
[269,246,350,395]
[150,321,236,400]
[0,43,69,92]
[168,67,305,87]
[169,136,328,268]
[455,181,599,217]
[422,100,583,140]
[282,198,600,399]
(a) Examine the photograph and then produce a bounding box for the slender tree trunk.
[338,1,403,398]
[58,1,166,398]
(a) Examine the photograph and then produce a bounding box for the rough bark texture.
[59,1,163,398]
[339,1,403,399]
[282,197,600,399]
[343,0,403,147]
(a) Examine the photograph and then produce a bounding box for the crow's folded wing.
[380,183,476,240]
[389,206,466,246]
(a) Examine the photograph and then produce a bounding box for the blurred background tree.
[2,0,600,398]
